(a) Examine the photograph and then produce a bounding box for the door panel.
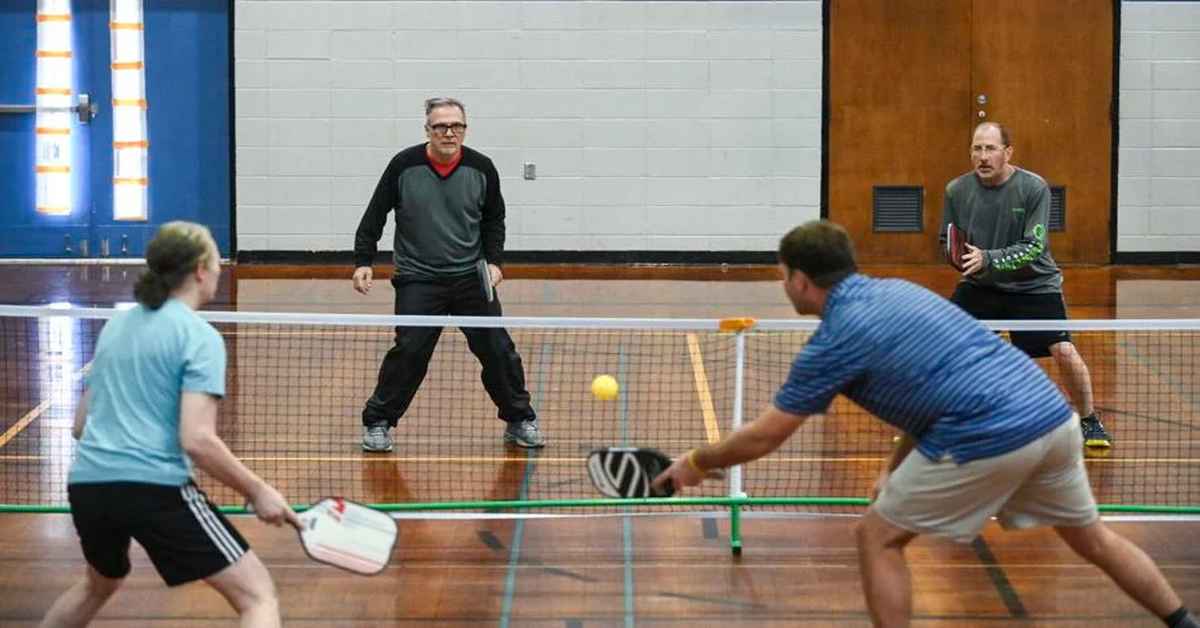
[89,0,233,258]
[0,2,91,257]
[973,0,1112,263]
[828,0,971,262]
[829,0,1113,265]
[0,1,230,259]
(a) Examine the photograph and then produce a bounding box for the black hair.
[777,220,858,288]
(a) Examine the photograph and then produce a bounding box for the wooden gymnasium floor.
[1,262,1199,626]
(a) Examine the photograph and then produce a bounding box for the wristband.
[686,449,707,474]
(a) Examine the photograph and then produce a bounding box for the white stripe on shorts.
[181,484,244,564]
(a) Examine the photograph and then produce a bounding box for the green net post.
[729,502,743,555]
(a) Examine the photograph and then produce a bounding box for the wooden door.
[828,0,1113,264]
[972,0,1113,263]
[827,0,971,263]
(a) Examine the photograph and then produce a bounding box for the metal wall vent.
[1049,186,1065,232]
[872,186,923,232]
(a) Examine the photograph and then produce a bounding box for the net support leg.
[729,503,743,556]
[729,330,748,556]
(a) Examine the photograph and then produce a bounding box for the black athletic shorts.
[68,481,249,586]
[950,282,1071,359]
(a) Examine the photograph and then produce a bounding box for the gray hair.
[424,97,466,118]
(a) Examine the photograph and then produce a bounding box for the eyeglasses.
[971,144,1007,156]
[428,123,467,136]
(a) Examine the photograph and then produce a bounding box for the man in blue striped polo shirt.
[654,221,1196,628]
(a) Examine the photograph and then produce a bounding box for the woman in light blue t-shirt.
[41,222,299,628]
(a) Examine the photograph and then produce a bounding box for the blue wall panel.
[0,0,230,258]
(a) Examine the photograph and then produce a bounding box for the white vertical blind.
[34,0,73,216]
[110,0,148,221]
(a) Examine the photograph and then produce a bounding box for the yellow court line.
[1084,458,1200,464]
[187,455,888,464]
[0,401,52,448]
[771,456,1200,464]
[0,454,881,463]
[0,361,92,450]
[685,333,721,443]
[237,456,585,463]
[216,329,688,339]
[2,453,1199,464]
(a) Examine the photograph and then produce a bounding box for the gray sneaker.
[504,418,546,448]
[362,421,393,452]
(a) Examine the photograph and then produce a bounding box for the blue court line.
[618,348,630,445]
[498,490,529,628]
[623,515,635,628]
[617,349,635,628]
[971,537,1027,618]
[498,343,550,628]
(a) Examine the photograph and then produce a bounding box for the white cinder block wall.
[233,1,823,253]
[1119,1,1200,253]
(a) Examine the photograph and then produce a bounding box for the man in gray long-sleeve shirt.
[941,121,1111,452]
[352,97,544,453]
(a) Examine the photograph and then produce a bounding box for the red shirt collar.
[426,145,463,178]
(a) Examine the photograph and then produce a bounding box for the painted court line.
[0,361,91,449]
[685,332,722,443]
[498,342,551,628]
[0,400,53,448]
[4,453,1197,465]
[616,348,636,628]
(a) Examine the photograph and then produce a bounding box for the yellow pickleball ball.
[591,374,619,401]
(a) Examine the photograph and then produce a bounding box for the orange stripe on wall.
[111,61,144,70]
[36,14,71,22]
[113,140,149,149]
[37,206,71,215]
[109,22,144,30]
[113,178,149,186]
[36,165,71,174]
[35,127,71,136]
[35,87,72,95]
[36,50,72,58]
[111,98,148,108]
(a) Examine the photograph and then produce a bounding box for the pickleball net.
[1,305,1198,517]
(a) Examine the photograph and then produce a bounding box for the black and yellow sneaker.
[1081,413,1112,449]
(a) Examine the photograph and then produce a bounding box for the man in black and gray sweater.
[352,97,543,453]
[941,121,1110,453]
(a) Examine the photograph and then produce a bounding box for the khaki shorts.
[873,414,1098,543]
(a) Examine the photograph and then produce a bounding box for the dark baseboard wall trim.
[505,250,778,264]
[237,250,359,265]
[1112,252,1200,265]
[237,250,779,265]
